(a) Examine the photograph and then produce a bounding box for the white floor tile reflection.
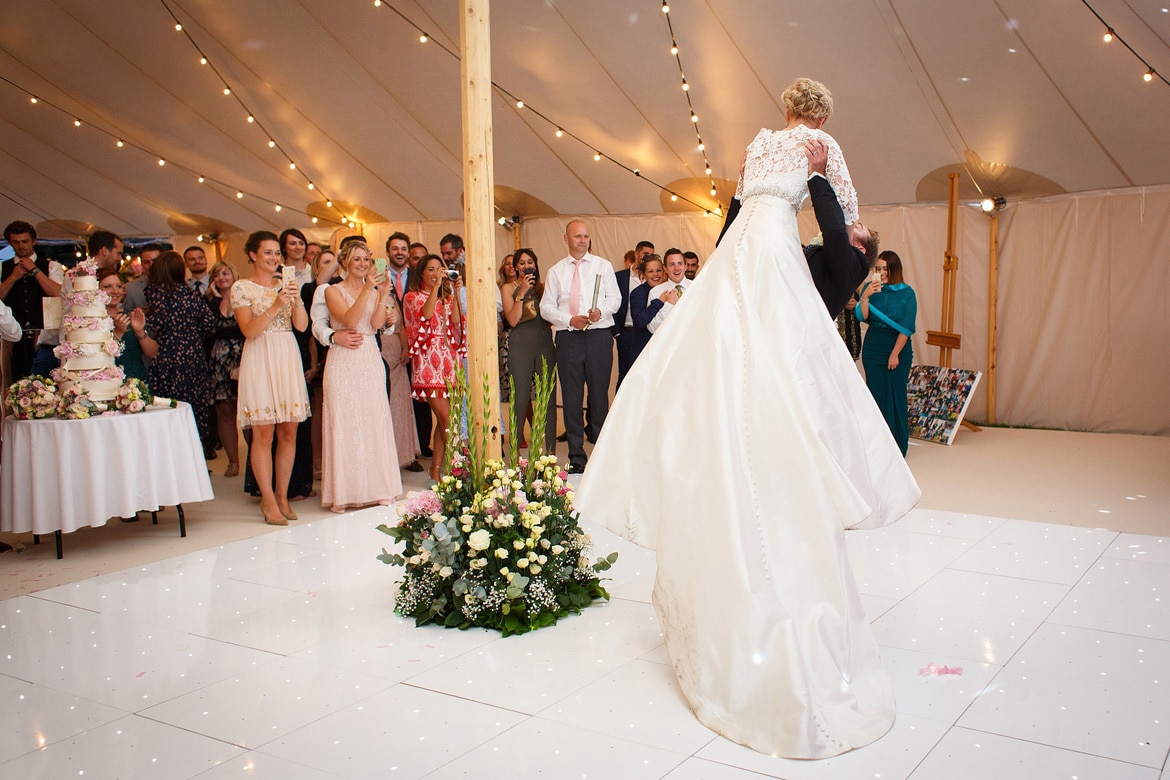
[2,508,1167,778]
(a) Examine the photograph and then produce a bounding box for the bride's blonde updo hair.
[782,77,834,122]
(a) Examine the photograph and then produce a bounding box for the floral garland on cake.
[378,362,617,636]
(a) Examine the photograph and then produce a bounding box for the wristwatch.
[328,332,336,346]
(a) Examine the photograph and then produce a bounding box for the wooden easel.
[925,174,980,432]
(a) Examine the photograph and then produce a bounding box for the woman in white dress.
[574,78,920,759]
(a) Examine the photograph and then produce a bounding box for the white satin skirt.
[574,194,921,758]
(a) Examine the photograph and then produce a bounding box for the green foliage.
[377,362,616,636]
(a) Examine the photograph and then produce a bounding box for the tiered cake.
[52,264,125,402]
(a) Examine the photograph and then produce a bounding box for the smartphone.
[282,265,297,287]
[374,258,388,276]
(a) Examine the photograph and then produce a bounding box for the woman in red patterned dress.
[403,254,464,480]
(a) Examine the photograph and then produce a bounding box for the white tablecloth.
[1,403,214,534]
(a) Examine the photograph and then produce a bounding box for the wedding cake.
[52,262,125,402]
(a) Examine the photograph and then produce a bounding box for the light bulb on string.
[174,23,182,31]
[275,205,282,212]
[116,140,124,148]
[289,163,296,170]
[516,100,524,109]
[1144,69,1155,82]
[661,3,670,13]
[199,57,207,65]
[594,152,601,161]
[158,159,165,166]
[419,34,428,43]
[307,182,315,190]
[29,96,37,104]
[671,44,678,55]
[268,140,275,148]
[73,119,81,127]
[326,200,333,208]
[1103,28,1114,42]
[681,80,689,91]
[311,217,318,224]
[555,128,563,138]
[236,191,243,199]
[222,87,231,96]
[197,176,204,183]
[247,115,254,123]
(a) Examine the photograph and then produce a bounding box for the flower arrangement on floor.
[4,375,59,419]
[378,362,617,636]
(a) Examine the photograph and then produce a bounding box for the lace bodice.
[230,279,294,332]
[735,126,858,224]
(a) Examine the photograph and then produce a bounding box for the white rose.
[552,545,564,555]
[495,548,509,559]
[530,564,542,575]
[513,540,525,551]
[467,529,492,551]
[439,566,453,578]
[516,558,529,569]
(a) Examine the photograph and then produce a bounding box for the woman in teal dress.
[857,250,916,455]
[97,268,156,382]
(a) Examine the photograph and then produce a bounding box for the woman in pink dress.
[321,240,403,513]
[232,230,310,526]
[403,254,464,480]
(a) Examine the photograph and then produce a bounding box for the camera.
[445,268,461,281]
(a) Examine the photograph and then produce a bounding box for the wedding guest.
[145,252,216,441]
[683,251,701,280]
[646,248,692,333]
[232,230,310,525]
[280,228,313,288]
[539,219,620,473]
[501,248,557,453]
[497,252,516,423]
[628,254,665,360]
[857,250,917,455]
[123,243,162,312]
[403,254,464,480]
[612,244,650,388]
[205,261,244,477]
[0,300,20,342]
[0,220,64,380]
[322,241,403,512]
[408,242,428,272]
[305,242,323,272]
[184,246,211,293]
[307,247,340,479]
[97,268,155,382]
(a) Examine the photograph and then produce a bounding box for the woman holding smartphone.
[232,230,310,525]
[403,254,464,480]
[857,250,917,455]
[500,248,557,453]
[321,240,401,512]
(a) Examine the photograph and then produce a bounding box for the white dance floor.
[1,499,1168,779]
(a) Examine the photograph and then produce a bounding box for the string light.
[1080,1,1170,86]
[29,97,37,104]
[370,0,717,215]
[157,0,353,226]
[661,2,670,13]
[0,69,352,228]
[658,3,720,210]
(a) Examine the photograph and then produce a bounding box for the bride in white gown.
[574,78,921,759]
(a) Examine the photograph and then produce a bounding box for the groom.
[803,138,875,318]
[715,140,873,319]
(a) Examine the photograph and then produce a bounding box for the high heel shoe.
[262,507,288,526]
[280,507,299,521]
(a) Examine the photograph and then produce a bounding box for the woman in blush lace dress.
[321,240,402,512]
[575,78,920,759]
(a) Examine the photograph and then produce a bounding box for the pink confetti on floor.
[918,663,964,676]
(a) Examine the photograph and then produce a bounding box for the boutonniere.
[807,233,824,247]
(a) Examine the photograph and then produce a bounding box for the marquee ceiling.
[1,0,1167,239]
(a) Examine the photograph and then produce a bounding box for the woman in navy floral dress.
[145,251,216,440]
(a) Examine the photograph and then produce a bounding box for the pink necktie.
[395,271,404,300]
[569,260,582,317]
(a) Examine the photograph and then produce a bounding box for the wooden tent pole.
[986,209,999,424]
[460,0,501,459]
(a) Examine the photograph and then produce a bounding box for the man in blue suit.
[612,240,654,388]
